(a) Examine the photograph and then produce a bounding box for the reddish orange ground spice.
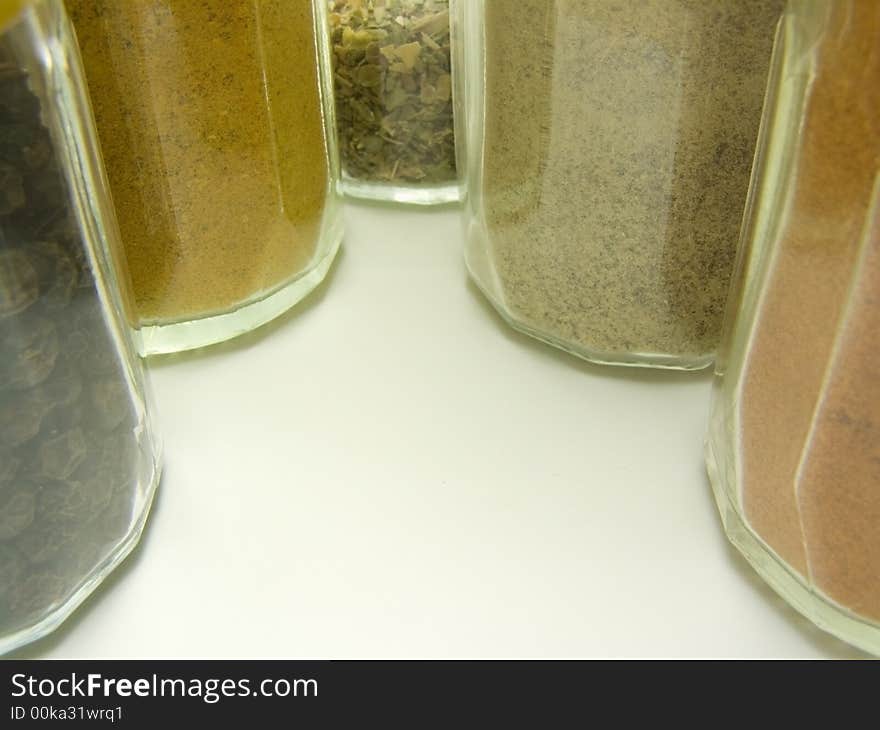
[798,198,880,619]
[739,0,880,617]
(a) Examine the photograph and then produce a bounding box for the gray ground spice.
[478,0,782,365]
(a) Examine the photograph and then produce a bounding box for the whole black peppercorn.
[0,39,148,643]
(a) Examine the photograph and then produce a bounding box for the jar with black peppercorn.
[0,0,161,654]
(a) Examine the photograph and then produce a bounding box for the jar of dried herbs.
[65,0,344,355]
[707,0,880,656]
[328,0,460,205]
[454,0,782,369]
[0,0,161,654]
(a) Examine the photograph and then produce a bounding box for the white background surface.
[14,203,865,658]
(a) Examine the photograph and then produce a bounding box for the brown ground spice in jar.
[738,1,880,617]
[479,0,782,364]
[66,0,329,324]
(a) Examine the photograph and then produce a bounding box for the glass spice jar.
[65,0,344,356]
[0,0,161,653]
[327,0,460,205]
[706,0,880,655]
[453,0,783,369]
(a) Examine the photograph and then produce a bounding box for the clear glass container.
[0,0,161,653]
[65,0,344,355]
[706,0,880,655]
[327,0,460,205]
[453,0,783,369]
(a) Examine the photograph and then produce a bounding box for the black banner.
[0,659,869,725]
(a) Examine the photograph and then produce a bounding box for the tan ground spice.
[66,0,329,324]
[479,0,781,365]
[738,1,880,617]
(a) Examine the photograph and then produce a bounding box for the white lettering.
[10,674,26,697]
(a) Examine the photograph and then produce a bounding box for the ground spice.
[329,0,456,186]
[66,0,330,324]
[0,30,148,638]
[473,0,782,367]
[798,202,880,622]
[736,1,880,621]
